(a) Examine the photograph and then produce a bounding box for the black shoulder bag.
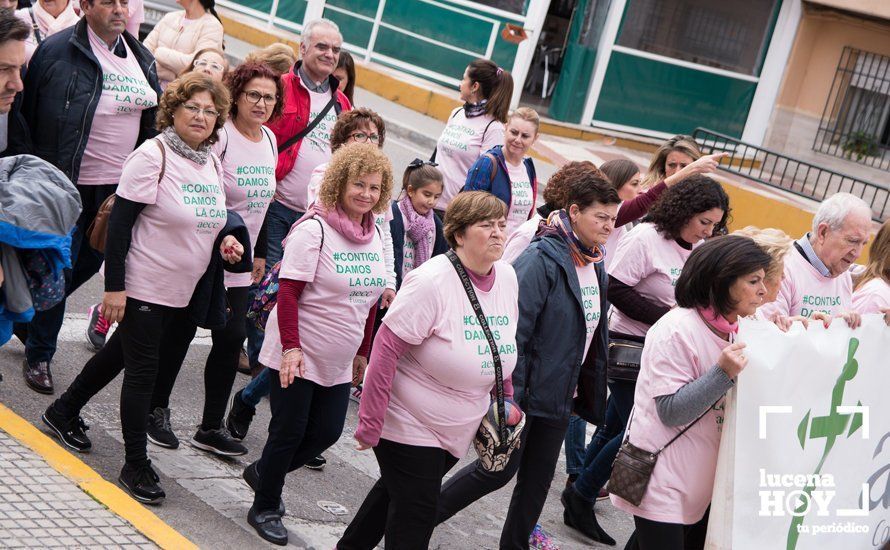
[446,250,525,472]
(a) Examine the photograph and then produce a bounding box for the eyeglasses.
[243,90,278,106]
[350,132,380,144]
[194,59,225,72]
[182,103,220,119]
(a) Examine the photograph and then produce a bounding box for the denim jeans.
[564,415,589,476]
[241,366,272,408]
[245,200,302,367]
[573,380,636,500]
[18,184,115,364]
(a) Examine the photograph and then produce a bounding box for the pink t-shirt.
[611,307,727,524]
[78,28,158,185]
[306,162,393,225]
[852,277,890,314]
[502,213,541,264]
[275,90,338,213]
[116,139,225,308]
[576,263,601,359]
[127,0,144,37]
[259,217,386,387]
[609,223,694,337]
[505,160,534,236]
[379,255,518,457]
[212,121,277,288]
[398,206,435,278]
[759,248,853,319]
[603,223,628,273]
[435,108,504,211]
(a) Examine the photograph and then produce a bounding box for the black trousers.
[436,414,570,549]
[625,508,710,550]
[254,376,350,511]
[338,439,460,550]
[150,286,248,430]
[55,298,195,465]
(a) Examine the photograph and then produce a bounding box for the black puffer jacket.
[21,19,160,183]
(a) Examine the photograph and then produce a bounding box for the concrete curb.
[0,403,198,550]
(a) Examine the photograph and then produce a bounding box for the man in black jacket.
[16,0,160,394]
[0,12,29,156]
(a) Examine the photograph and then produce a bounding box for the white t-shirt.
[435,108,504,211]
[212,121,277,288]
[259,217,386,387]
[502,213,541,264]
[380,255,518,457]
[609,223,695,337]
[759,248,853,319]
[576,263,602,359]
[115,139,225,307]
[611,307,727,524]
[505,160,533,236]
[603,223,628,273]
[274,89,338,213]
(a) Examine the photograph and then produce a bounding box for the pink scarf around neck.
[399,195,434,268]
[698,306,739,336]
[285,203,377,247]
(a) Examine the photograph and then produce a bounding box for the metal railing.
[692,128,888,222]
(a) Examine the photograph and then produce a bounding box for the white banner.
[706,315,890,550]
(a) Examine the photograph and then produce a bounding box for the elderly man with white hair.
[760,192,872,328]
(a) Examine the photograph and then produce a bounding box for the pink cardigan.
[143,11,224,84]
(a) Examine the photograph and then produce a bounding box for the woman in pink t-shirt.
[853,220,890,321]
[433,58,513,216]
[145,63,283,458]
[338,192,519,550]
[243,143,392,547]
[44,74,242,505]
[612,235,770,549]
[463,107,539,237]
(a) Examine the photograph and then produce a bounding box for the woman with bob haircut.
[243,142,392,546]
[43,73,242,505]
[613,235,771,549]
[338,191,519,550]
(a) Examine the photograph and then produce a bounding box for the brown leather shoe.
[23,360,53,394]
[237,349,251,375]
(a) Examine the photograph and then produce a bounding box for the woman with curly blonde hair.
[244,142,393,546]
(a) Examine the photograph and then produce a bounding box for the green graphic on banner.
[787,338,864,549]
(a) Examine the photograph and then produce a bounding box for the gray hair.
[302,18,342,45]
[812,192,872,234]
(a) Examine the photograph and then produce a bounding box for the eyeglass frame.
[181,102,220,119]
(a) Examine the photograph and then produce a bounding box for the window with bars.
[814,47,890,171]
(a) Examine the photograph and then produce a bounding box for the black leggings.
[625,508,710,550]
[150,286,248,430]
[338,439,460,550]
[254,376,350,511]
[55,298,195,465]
[436,414,570,549]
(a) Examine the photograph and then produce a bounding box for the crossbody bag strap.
[28,8,43,45]
[656,396,722,454]
[446,249,508,450]
[277,94,338,154]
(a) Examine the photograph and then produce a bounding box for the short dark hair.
[0,12,30,45]
[225,62,284,123]
[330,107,385,152]
[542,161,600,208]
[599,158,640,192]
[675,235,771,316]
[565,172,620,210]
[336,50,356,104]
[645,175,730,240]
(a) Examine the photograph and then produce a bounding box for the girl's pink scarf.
[285,203,377,246]
[399,195,434,267]
[698,306,739,335]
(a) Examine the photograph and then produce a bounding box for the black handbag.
[609,398,721,506]
[607,332,645,382]
[446,250,525,472]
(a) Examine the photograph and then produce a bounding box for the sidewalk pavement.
[0,404,195,549]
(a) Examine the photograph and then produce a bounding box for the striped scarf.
[536,209,604,267]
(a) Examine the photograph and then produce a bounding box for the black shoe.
[147,407,179,449]
[305,455,326,471]
[561,486,616,546]
[119,462,165,505]
[243,462,285,516]
[42,404,91,452]
[191,427,248,457]
[23,359,53,394]
[247,506,287,546]
[225,390,255,441]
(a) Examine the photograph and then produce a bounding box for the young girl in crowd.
[390,160,448,290]
[433,58,513,217]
